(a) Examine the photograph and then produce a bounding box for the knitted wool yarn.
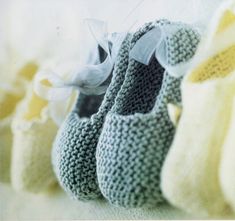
[220,95,235,213]
[161,3,235,216]
[0,62,38,183]
[11,84,58,193]
[52,34,132,200]
[96,21,200,208]
[218,1,235,214]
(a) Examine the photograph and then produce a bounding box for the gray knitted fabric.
[52,20,171,201]
[52,34,132,200]
[96,21,200,208]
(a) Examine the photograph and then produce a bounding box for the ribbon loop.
[34,19,127,125]
[130,22,201,78]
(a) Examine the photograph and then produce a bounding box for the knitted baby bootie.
[96,21,200,208]
[161,3,235,216]
[52,34,132,200]
[0,62,38,183]
[220,95,235,213]
[11,83,58,193]
[219,1,235,213]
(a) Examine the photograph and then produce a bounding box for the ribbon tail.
[129,27,162,65]
[84,19,110,53]
[68,28,126,94]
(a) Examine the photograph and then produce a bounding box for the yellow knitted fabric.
[161,1,235,216]
[213,11,235,211]
[220,96,235,212]
[11,83,58,193]
[0,62,38,183]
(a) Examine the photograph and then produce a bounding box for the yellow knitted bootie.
[161,1,235,216]
[220,87,235,213]
[0,62,38,183]
[11,83,58,193]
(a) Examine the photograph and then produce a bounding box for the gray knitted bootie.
[52,20,171,200]
[96,21,200,208]
[52,34,132,200]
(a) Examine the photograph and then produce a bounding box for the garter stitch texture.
[52,34,132,200]
[96,21,200,208]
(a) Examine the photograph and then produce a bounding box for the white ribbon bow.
[34,19,126,126]
[129,23,202,78]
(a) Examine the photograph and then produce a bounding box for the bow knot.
[34,19,126,125]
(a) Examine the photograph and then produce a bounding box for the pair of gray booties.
[52,19,200,208]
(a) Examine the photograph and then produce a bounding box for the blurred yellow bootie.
[0,62,38,183]
[11,82,58,193]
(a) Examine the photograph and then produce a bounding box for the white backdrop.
[1,0,222,77]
